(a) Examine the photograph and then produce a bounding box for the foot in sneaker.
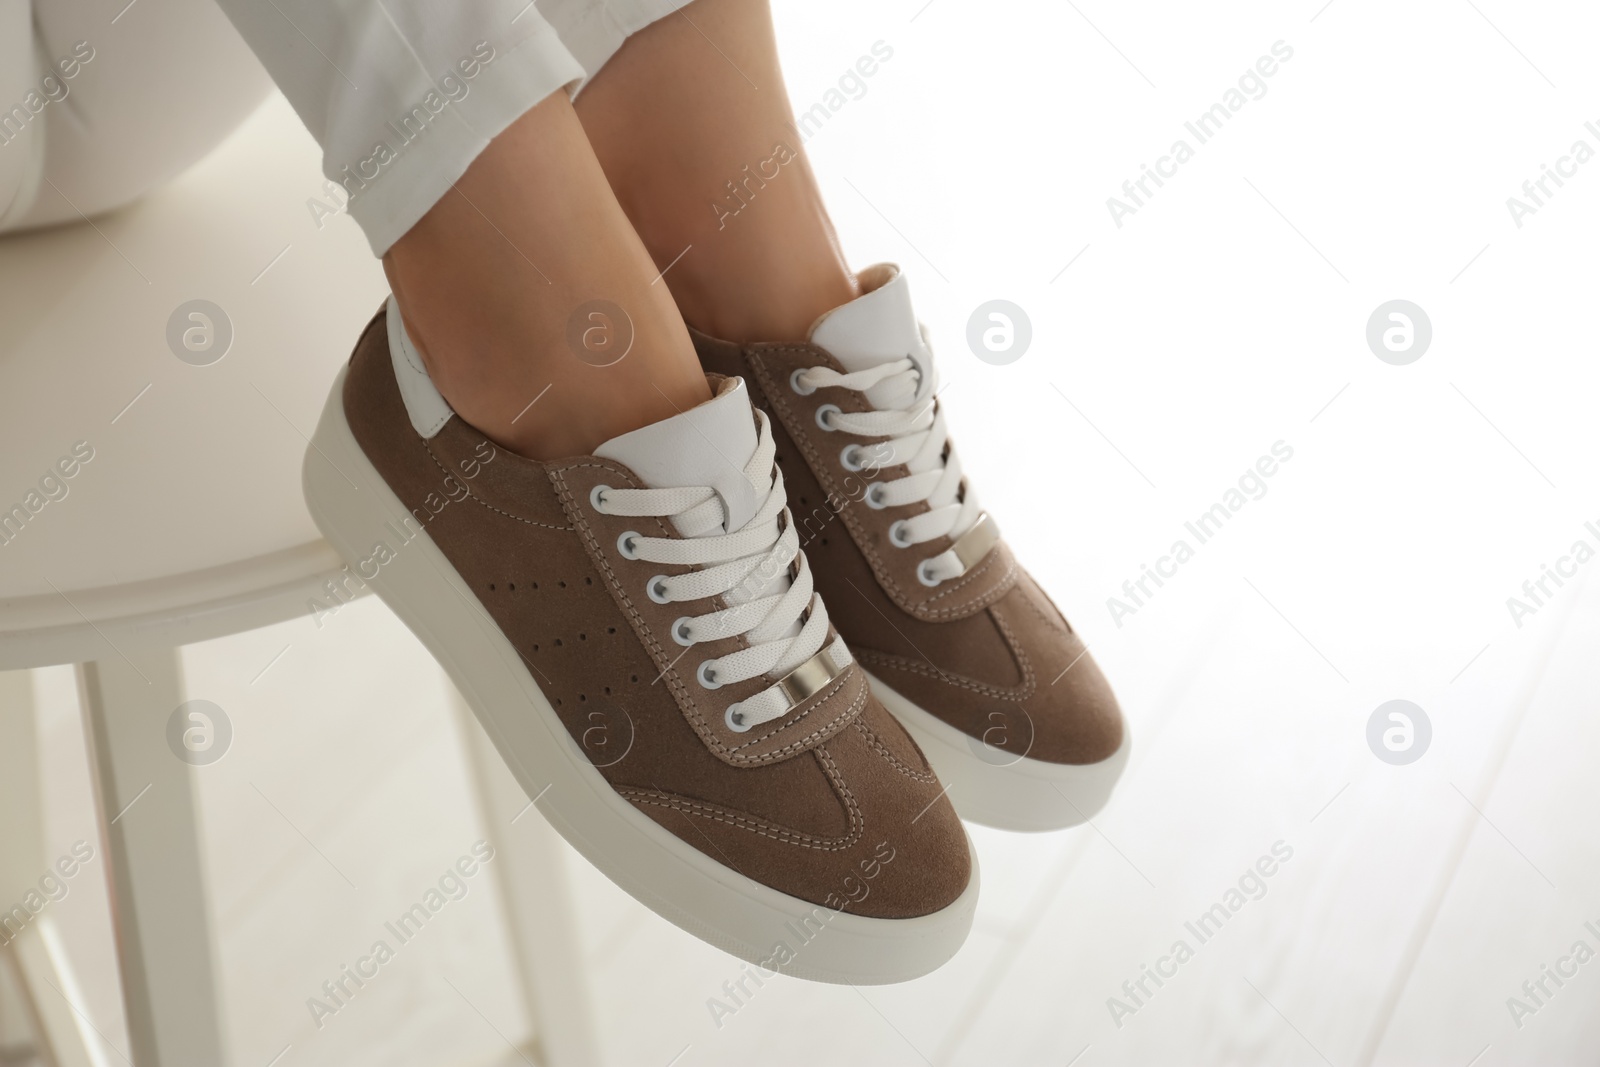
[302,300,976,982]
[692,264,1129,832]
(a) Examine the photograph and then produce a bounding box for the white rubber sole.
[302,367,977,984]
[866,671,1130,833]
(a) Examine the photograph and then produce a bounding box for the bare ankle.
[380,94,711,460]
[667,260,858,343]
[574,0,859,343]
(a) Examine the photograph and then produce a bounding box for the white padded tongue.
[809,263,922,372]
[595,376,764,533]
[808,263,933,407]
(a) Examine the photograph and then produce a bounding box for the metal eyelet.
[840,444,866,472]
[617,531,642,559]
[789,368,817,396]
[917,560,942,587]
[589,484,610,512]
[697,660,723,690]
[888,520,913,548]
[724,703,752,732]
[647,576,672,604]
[671,617,695,646]
[864,482,889,509]
[815,404,842,431]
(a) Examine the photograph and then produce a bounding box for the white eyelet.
[815,404,842,431]
[647,576,672,604]
[724,703,752,732]
[617,531,642,559]
[864,482,889,509]
[917,560,942,587]
[671,617,695,646]
[888,520,913,548]
[789,368,817,396]
[840,445,865,472]
[589,484,611,512]
[697,660,723,690]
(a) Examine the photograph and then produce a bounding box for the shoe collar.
[385,294,766,533]
[808,263,935,408]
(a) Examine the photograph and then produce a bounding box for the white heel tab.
[386,295,455,438]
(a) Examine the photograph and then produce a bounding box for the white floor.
[9,0,1600,1064]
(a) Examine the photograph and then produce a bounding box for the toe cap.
[625,692,972,919]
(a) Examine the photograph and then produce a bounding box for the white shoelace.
[794,355,984,586]
[591,409,846,732]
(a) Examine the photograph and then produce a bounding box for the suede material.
[548,458,862,767]
[341,306,969,917]
[694,327,1124,766]
[626,701,971,919]
[745,344,1015,621]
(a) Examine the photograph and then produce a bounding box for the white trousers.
[0,0,691,254]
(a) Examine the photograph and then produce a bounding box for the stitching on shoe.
[747,347,1016,619]
[551,461,740,754]
[1018,580,1072,638]
[395,315,430,379]
[753,349,928,602]
[922,549,1017,608]
[725,667,865,762]
[551,460,862,766]
[390,315,460,435]
[855,651,1024,699]
[992,607,1037,698]
[617,786,862,851]
[854,610,1036,701]
[816,745,865,844]
[850,720,938,783]
[549,462,698,727]
[421,441,572,531]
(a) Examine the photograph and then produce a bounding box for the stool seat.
[0,92,386,668]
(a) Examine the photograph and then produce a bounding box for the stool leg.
[6,919,114,1067]
[77,653,227,1067]
[0,945,34,1063]
[449,685,601,1067]
[0,669,104,1067]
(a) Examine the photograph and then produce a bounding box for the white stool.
[0,93,597,1067]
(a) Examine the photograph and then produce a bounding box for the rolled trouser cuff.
[209,0,596,255]
[547,0,697,97]
[338,25,586,255]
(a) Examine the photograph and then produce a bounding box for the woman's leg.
[382,90,709,459]
[573,0,858,343]
[208,0,711,460]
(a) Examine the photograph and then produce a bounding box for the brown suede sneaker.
[692,264,1129,832]
[301,301,975,982]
